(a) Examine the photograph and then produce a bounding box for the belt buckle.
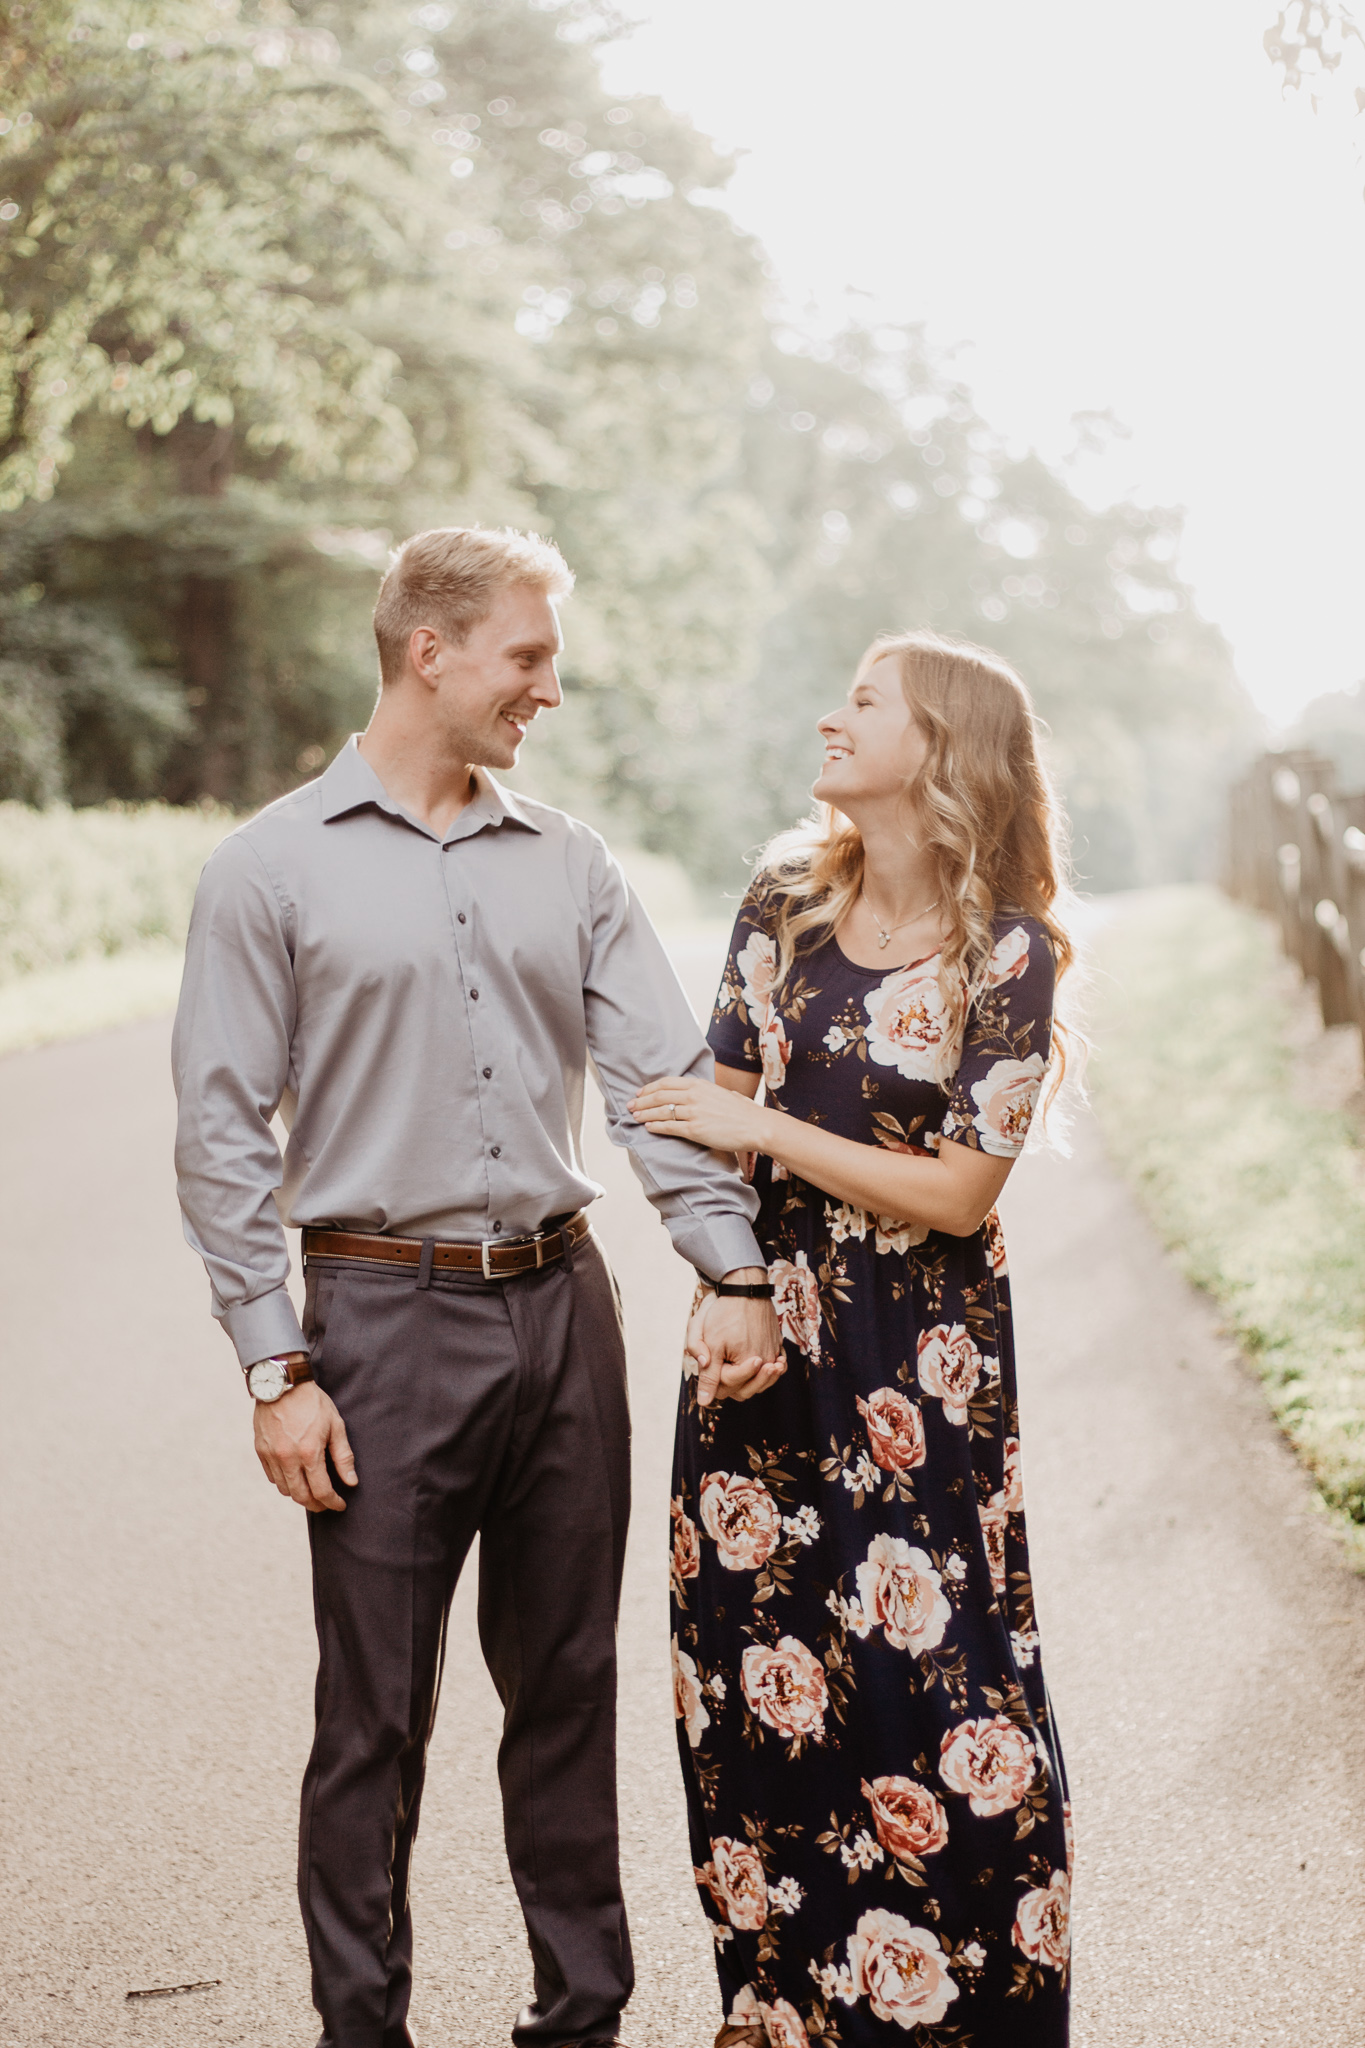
[481,1239,498,1281]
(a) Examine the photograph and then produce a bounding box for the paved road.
[3,934,1365,2047]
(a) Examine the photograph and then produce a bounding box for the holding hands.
[631,1074,785,1408]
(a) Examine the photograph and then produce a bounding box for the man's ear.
[407,627,444,684]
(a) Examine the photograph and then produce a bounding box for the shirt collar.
[318,738,541,838]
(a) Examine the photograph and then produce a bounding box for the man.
[172,525,783,2048]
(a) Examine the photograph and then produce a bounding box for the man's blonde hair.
[372,525,574,681]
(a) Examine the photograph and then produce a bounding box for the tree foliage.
[0,0,1256,889]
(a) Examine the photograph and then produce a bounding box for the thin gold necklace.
[861,885,941,951]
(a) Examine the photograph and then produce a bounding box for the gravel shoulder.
[1,964,1363,2046]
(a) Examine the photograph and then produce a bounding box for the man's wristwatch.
[245,1354,313,1403]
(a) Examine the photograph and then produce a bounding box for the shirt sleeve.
[940,920,1056,1159]
[171,833,306,1367]
[706,878,777,1074]
[582,839,763,1281]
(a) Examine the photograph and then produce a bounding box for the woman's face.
[812,656,930,810]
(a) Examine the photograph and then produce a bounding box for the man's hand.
[253,1372,357,1512]
[688,1269,785,1409]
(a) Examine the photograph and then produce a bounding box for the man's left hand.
[688,1269,784,1408]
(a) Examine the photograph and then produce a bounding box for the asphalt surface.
[3,931,1365,2047]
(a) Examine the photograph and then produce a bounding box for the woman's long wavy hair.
[762,629,1081,1114]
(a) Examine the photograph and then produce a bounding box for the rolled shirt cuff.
[220,1286,307,1370]
[670,1214,766,1286]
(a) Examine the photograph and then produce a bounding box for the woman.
[631,631,1076,2047]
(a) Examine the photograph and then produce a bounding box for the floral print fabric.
[671,879,1072,2046]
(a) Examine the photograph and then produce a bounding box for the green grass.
[1088,885,1365,1561]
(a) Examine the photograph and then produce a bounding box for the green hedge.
[0,801,232,983]
[1088,885,1365,1558]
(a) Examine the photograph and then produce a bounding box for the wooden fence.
[1225,750,1365,1043]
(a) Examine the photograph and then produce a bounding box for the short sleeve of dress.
[706,878,781,1075]
[940,919,1056,1158]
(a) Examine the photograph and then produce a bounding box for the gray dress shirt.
[172,738,761,1367]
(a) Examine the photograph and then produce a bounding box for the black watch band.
[713,1281,775,1299]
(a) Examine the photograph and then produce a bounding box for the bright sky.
[600,0,1365,729]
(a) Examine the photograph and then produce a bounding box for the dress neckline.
[828,934,944,977]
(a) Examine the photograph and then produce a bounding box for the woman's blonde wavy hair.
[761,629,1081,1114]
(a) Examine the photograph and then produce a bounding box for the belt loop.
[416,1237,436,1290]
[558,1222,575,1275]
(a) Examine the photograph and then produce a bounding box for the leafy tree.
[0,0,1256,895]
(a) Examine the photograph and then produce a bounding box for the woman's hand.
[630,1074,768,1153]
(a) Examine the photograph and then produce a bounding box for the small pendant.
[877,932,889,948]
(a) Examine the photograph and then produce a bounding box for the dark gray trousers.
[298,1235,633,2048]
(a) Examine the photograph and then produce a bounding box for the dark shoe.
[716,2028,765,2048]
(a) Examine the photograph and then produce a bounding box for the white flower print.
[767,1875,805,1915]
[840,1829,885,1871]
[824,1023,849,1051]
[809,1959,859,2007]
[1010,1628,1040,1668]
[827,1589,871,1638]
[843,1451,879,1496]
[783,1504,822,1545]
[873,1213,930,1254]
[825,1199,870,1245]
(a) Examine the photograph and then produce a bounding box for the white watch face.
[248,1358,290,1402]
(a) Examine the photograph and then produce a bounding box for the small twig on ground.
[125,1979,222,2001]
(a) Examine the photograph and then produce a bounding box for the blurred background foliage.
[0,0,1259,895]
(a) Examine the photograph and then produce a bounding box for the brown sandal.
[715,2026,766,2048]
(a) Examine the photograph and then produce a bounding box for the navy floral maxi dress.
[670,878,1072,2048]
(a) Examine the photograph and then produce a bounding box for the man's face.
[423,584,564,770]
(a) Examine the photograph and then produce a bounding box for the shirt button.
[490,1144,501,1157]
[457,912,467,924]
[470,988,479,1000]
[483,1067,492,1079]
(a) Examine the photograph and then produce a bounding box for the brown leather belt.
[302,1210,590,1282]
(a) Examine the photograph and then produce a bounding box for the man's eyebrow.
[503,636,561,657]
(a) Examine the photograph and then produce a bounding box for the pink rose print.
[862,962,958,1083]
[854,1532,952,1654]
[1013,1868,1070,1972]
[735,931,779,1021]
[671,1635,710,1749]
[862,1775,949,1863]
[770,1252,821,1363]
[916,1322,984,1425]
[857,1387,927,1476]
[1001,1435,1024,1513]
[983,1206,1009,1276]
[670,1497,700,1599]
[1063,1798,1076,1881]
[699,1470,782,1573]
[758,1004,791,1092]
[758,1998,810,2048]
[705,1835,769,1931]
[978,1492,1008,1595]
[741,1634,829,1744]
[968,1053,1046,1157]
[985,923,1031,986]
[939,1715,1037,1816]
[846,1909,960,2028]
